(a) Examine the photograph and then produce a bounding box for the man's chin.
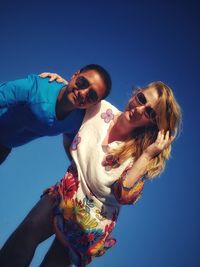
[74,100,88,109]
[76,104,86,109]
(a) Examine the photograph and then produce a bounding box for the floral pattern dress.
[46,100,145,267]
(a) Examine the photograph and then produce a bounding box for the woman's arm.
[113,130,173,205]
[123,130,173,188]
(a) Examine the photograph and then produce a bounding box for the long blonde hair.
[112,81,182,179]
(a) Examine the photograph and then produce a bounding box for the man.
[0,64,112,164]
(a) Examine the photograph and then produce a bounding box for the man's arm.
[0,75,36,108]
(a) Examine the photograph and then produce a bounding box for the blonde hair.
[112,81,182,179]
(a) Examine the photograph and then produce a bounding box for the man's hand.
[39,72,68,84]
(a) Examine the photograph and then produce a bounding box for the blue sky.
[0,1,199,266]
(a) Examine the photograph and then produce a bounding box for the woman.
[0,79,182,267]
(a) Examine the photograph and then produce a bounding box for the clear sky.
[0,1,199,267]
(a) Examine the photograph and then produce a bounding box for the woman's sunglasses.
[135,91,157,122]
[75,76,99,103]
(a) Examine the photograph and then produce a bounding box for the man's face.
[66,70,106,109]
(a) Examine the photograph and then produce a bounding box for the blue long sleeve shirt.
[0,74,85,148]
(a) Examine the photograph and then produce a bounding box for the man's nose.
[78,88,88,97]
[78,89,89,101]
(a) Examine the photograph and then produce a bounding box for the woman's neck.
[107,113,135,143]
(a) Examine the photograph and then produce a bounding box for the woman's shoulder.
[100,100,120,114]
[85,100,120,119]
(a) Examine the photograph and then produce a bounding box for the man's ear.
[70,70,80,80]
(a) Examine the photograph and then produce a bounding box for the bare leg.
[40,238,72,267]
[0,195,55,267]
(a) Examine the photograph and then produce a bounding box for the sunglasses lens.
[88,89,98,103]
[136,92,146,105]
[76,76,89,89]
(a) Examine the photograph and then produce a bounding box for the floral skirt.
[44,163,119,267]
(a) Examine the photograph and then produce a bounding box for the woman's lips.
[129,109,135,120]
[129,109,140,121]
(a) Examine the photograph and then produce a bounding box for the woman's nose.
[135,105,146,114]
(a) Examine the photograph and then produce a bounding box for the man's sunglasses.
[135,91,157,122]
[75,76,99,103]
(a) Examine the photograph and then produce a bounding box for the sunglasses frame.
[135,91,157,123]
[75,76,90,90]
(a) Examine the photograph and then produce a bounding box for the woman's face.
[124,87,159,129]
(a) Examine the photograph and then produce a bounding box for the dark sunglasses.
[75,76,99,103]
[135,91,157,122]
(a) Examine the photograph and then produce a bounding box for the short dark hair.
[79,64,112,99]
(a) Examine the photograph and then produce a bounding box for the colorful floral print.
[46,165,118,266]
[58,167,79,200]
[101,109,114,123]
[113,167,145,205]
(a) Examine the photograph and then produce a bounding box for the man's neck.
[55,86,75,120]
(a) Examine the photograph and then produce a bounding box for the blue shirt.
[0,74,85,148]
